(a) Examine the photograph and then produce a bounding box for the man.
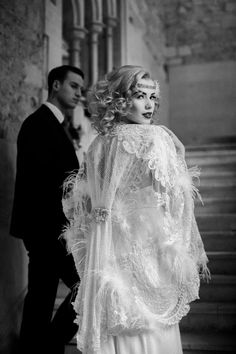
[10,65,84,354]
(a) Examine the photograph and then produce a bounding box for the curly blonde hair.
[87,65,160,135]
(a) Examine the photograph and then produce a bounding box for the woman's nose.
[145,99,152,109]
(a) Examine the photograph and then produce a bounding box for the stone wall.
[125,0,169,125]
[169,60,236,144]
[162,0,236,144]
[0,0,44,141]
[164,0,236,66]
[0,1,44,352]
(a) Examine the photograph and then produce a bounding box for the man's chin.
[67,103,77,109]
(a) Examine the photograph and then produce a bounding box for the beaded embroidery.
[92,207,109,223]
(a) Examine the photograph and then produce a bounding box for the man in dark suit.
[10,65,84,354]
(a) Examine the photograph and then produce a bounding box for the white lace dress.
[62,124,209,354]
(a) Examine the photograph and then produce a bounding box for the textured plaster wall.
[0,1,44,351]
[169,61,236,144]
[125,0,169,126]
[163,0,236,144]
[164,0,236,65]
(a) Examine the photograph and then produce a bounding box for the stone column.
[105,17,117,72]
[70,26,87,67]
[90,22,103,85]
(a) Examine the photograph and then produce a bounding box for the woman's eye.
[151,96,157,100]
[136,94,144,99]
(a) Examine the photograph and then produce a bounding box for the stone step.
[187,156,236,171]
[195,197,236,214]
[186,142,236,152]
[65,332,236,354]
[185,151,236,167]
[199,170,236,185]
[65,342,82,354]
[199,275,236,302]
[198,184,236,198]
[206,251,236,275]
[201,230,236,252]
[199,175,236,186]
[181,331,236,354]
[186,153,236,163]
[189,166,236,177]
[180,301,236,332]
[186,147,236,158]
[196,214,236,231]
[191,164,236,176]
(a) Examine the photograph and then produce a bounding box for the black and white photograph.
[0,1,236,353]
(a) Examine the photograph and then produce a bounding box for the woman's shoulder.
[107,123,162,138]
[86,124,176,158]
[107,123,173,146]
[86,131,115,156]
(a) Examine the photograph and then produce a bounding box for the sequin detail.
[92,207,109,223]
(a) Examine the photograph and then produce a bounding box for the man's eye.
[151,96,157,100]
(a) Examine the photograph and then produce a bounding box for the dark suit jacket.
[10,105,80,240]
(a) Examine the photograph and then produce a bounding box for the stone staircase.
[55,142,236,353]
[181,142,236,354]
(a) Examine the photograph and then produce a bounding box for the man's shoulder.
[20,105,55,130]
[18,105,55,143]
[25,104,51,122]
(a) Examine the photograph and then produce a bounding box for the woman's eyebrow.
[132,90,147,96]
[132,90,157,96]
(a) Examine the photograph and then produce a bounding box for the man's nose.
[76,87,81,97]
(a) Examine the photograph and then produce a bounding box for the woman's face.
[125,78,158,125]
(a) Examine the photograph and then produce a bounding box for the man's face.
[55,71,84,110]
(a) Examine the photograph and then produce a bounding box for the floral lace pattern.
[62,124,209,354]
[110,124,180,189]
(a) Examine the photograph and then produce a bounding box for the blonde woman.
[62,65,210,354]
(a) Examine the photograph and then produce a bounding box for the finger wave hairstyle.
[87,65,160,135]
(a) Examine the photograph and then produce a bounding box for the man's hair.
[48,65,84,94]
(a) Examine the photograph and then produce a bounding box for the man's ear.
[52,80,61,91]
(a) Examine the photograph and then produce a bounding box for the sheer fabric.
[62,124,209,354]
[101,323,182,354]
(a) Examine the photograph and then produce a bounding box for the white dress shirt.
[44,102,64,124]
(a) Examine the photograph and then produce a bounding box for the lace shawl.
[62,124,209,354]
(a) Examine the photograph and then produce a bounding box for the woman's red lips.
[142,113,152,118]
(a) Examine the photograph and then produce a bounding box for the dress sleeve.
[152,130,210,283]
[175,154,210,281]
[62,161,90,277]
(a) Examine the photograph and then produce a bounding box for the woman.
[62,65,210,354]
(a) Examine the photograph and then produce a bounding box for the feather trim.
[188,166,203,204]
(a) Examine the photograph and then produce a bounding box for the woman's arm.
[160,125,185,158]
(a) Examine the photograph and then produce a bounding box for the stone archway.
[63,0,120,86]
[61,0,122,164]
[63,0,87,67]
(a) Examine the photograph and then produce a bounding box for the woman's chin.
[123,117,152,125]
